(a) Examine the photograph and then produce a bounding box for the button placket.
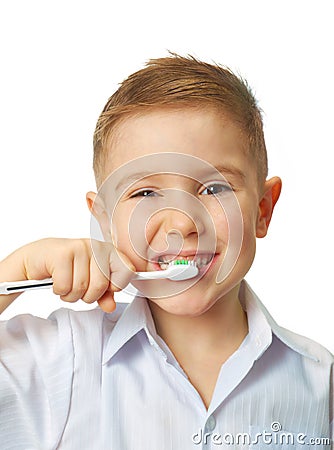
[205,415,216,432]
[196,415,217,449]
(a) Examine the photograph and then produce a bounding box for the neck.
[148,283,248,362]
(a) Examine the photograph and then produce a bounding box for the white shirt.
[0,280,333,450]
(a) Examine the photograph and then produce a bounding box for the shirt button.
[206,415,216,432]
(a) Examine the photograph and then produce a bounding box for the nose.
[162,207,205,239]
[159,188,207,240]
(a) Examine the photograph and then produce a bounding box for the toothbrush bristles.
[170,260,196,266]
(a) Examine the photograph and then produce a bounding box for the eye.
[200,183,233,196]
[129,189,160,198]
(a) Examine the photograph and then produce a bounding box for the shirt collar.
[102,295,159,365]
[240,280,319,362]
[102,279,318,365]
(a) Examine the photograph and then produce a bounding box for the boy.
[0,54,332,449]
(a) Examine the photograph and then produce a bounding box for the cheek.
[237,206,258,265]
[240,199,259,239]
[110,205,134,250]
[213,196,255,283]
[111,204,156,264]
[213,208,229,237]
[209,198,242,246]
[142,213,161,248]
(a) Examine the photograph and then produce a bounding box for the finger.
[59,248,90,303]
[52,258,74,297]
[90,240,136,292]
[81,254,110,304]
[97,288,116,313]
[109,250,136,292]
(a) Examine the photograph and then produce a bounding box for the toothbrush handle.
[0,278,54,295]
[132,271,165,280]
[0,266,177,295]
[0,271,162,295]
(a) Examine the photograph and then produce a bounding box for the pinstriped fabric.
[57,309,104,448]
[0,310,74,449]
[0,280,333,449]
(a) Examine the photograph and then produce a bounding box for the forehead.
[102,107,253,184]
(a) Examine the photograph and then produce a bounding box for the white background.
[0,1,333,352]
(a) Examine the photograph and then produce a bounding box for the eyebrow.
[114,164,245,193]
[115,171,158,192]
[212,164,246,181]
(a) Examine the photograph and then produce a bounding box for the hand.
[18,238,135,313]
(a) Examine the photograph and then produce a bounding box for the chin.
[147,287,217,317]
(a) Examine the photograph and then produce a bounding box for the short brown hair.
[93,53,268,185]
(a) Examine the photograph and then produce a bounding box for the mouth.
[156,253,215,270]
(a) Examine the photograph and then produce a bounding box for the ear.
[256,177,282,238]
[86,191,112,241]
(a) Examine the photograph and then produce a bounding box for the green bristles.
[172,259,189,265]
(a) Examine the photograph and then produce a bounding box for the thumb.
[97,288,116,313]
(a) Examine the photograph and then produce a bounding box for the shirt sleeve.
[0,309,74,449]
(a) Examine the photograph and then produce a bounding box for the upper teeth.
[157,254,214,269]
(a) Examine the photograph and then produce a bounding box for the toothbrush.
[0,260,199,295]
[135,260,198,281]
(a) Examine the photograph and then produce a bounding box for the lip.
[150,249,216,260]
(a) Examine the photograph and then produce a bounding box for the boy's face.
[88,107,280,316]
